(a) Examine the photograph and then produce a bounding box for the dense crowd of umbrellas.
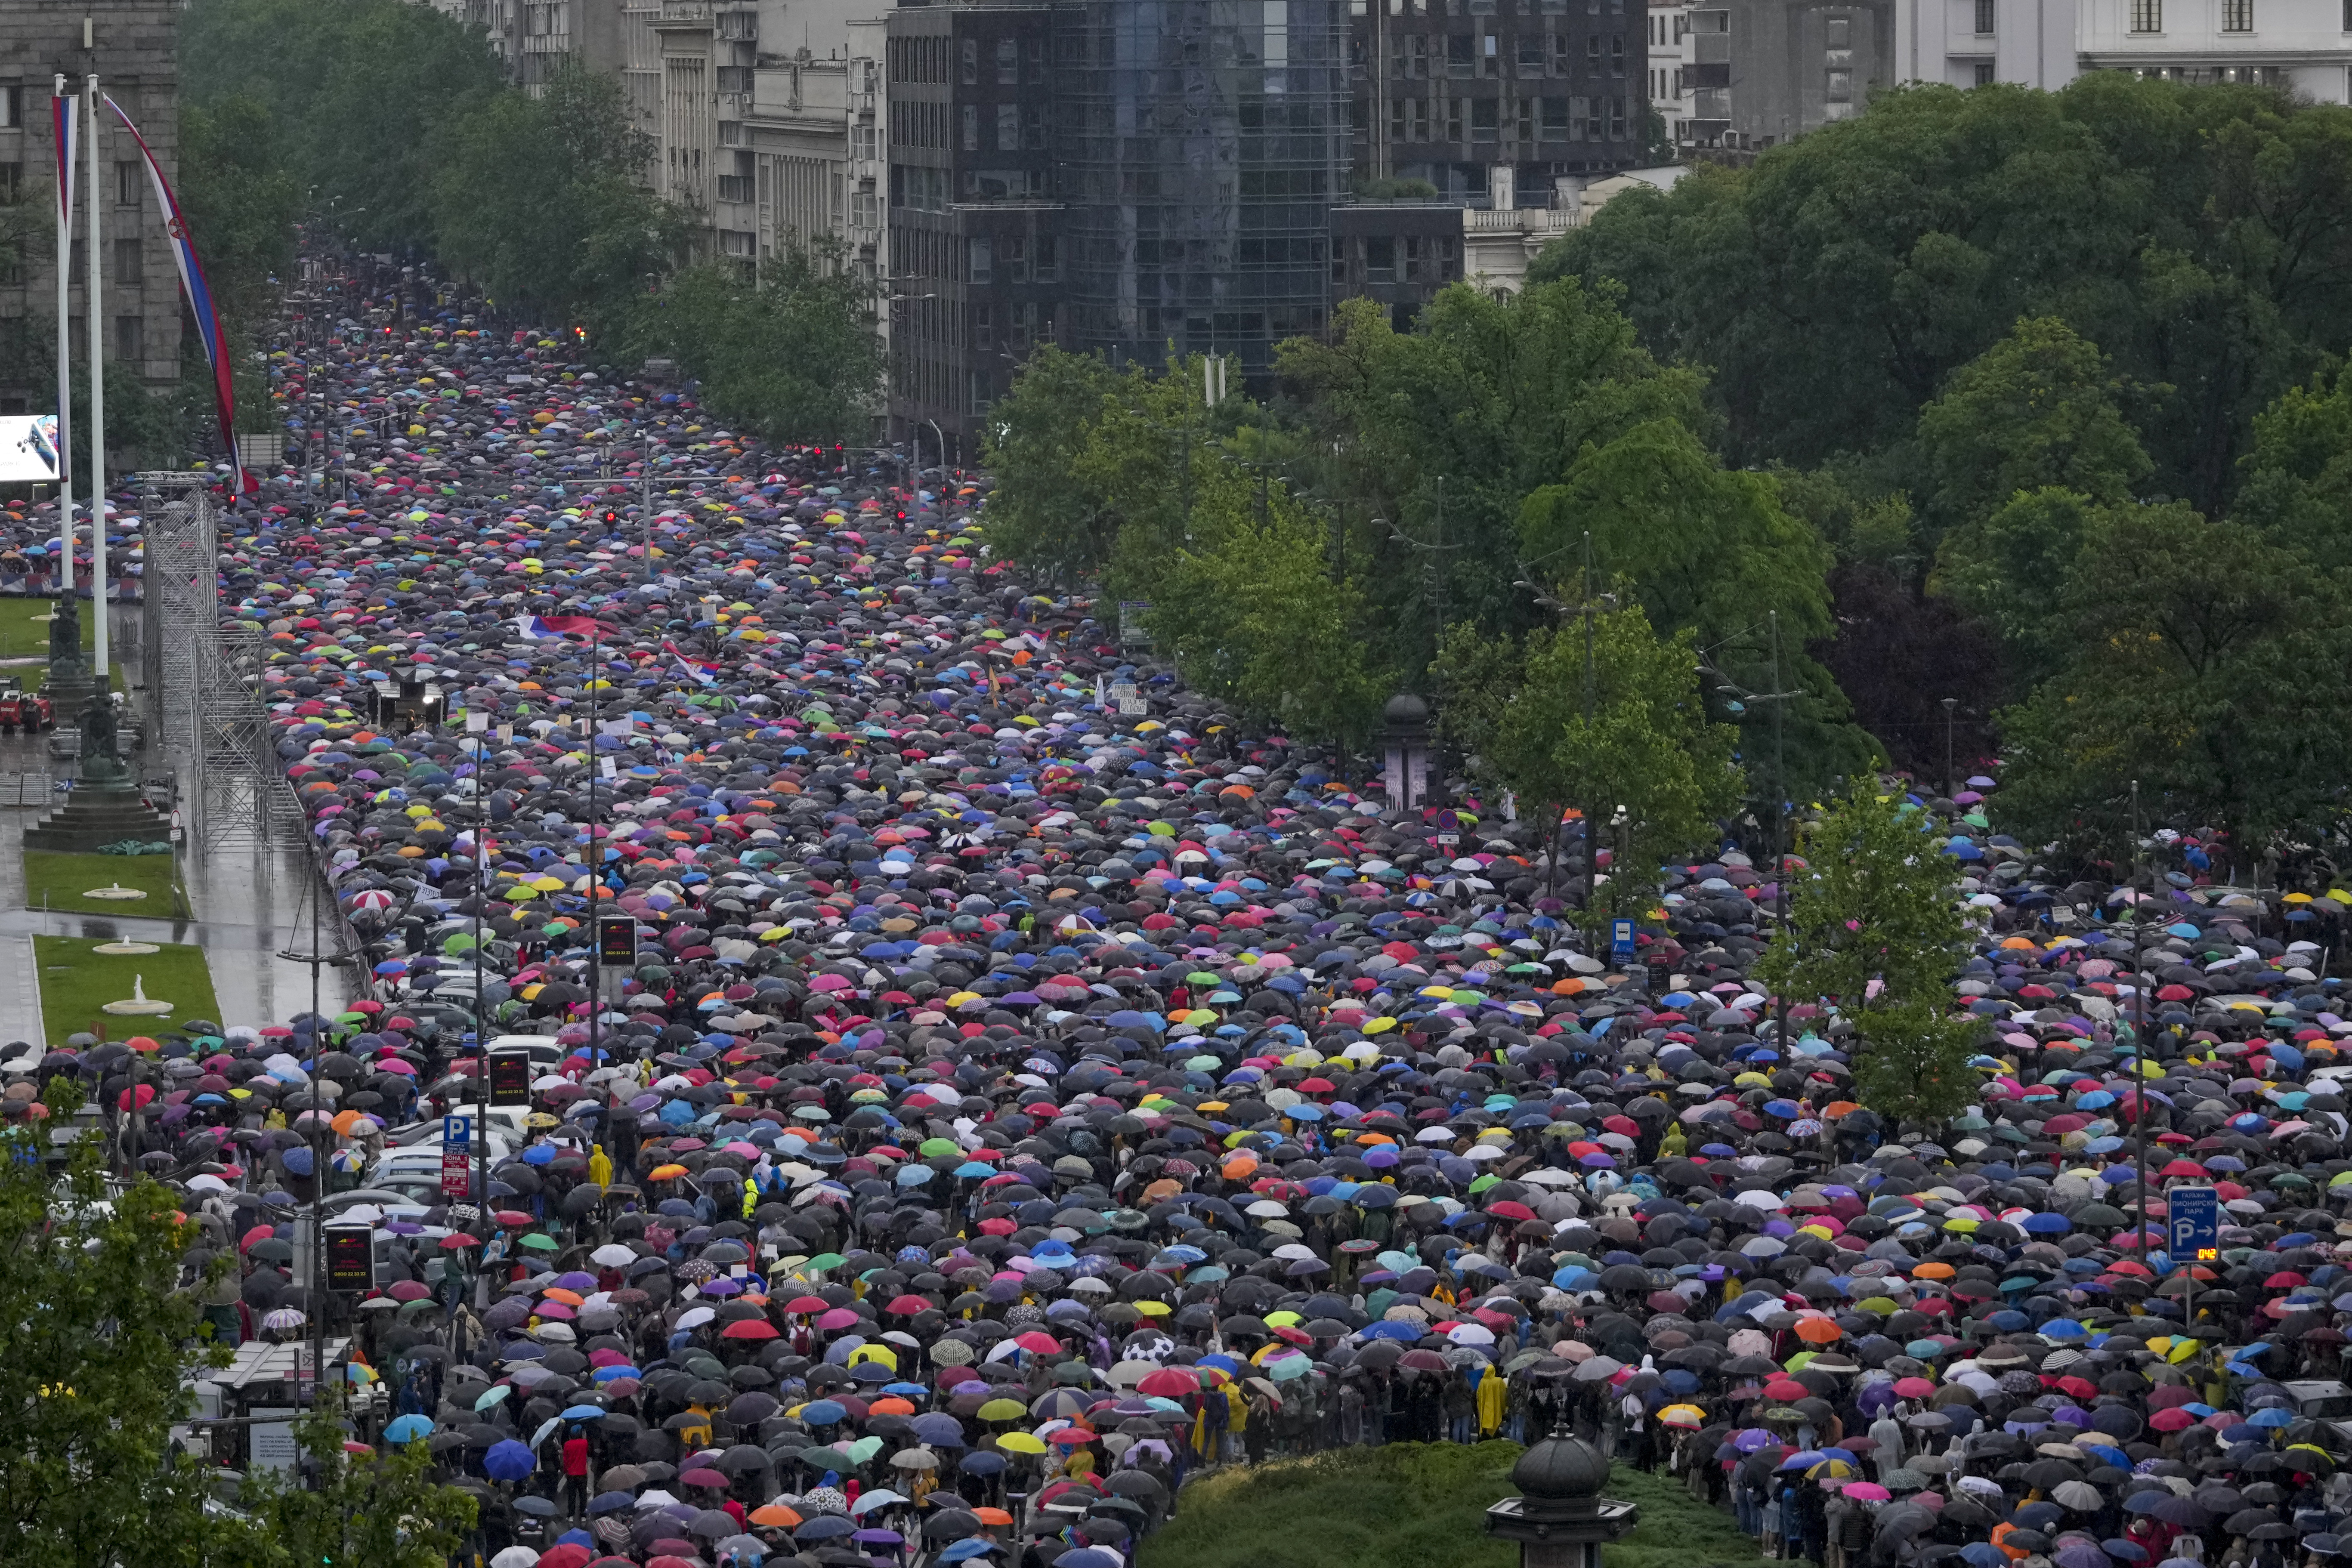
[9,287,2352,1568]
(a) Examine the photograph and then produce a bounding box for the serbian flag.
[50,91,73,494]
[662,639,720,686]
[104,96,250,494]
[513,614,606,640]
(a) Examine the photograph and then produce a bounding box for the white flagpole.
[85,73,106,691]
[53,77,72,606]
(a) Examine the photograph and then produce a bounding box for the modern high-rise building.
[881,0,1644,453]
[884,0,1355,454]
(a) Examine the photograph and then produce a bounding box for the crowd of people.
[11,273,2352,1568]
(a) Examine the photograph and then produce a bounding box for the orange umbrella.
[1794,1316,1843,1345]
[748,1504,802,1528]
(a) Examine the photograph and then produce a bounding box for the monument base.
[24,780,171,853]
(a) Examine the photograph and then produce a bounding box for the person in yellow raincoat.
[1475,1364,1507,1437]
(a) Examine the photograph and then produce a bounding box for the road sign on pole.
[1610,919,1636,962]
[441,1113,471,1149]
[440,1149,471,1199]
[2169,1185,2220,1261]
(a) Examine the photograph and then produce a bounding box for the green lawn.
[23,849,188,918]
[0,597,94,660]
[34,935,224,1047]
[1139,1447,1777,1568]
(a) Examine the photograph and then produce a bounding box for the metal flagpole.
[53,79,73,607]
[84,73,106,689]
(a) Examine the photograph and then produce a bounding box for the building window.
[974,303,993,349]
[1973,0,1994,30]
[2130,0,2160,31]
[114,314,142,363]
[0,165,20,206]
[997,103,1019,148]
[1447,33,1474,73]
[112,237,141,283]
[1973,60,1996,83]
[1036,235,1059,281]
[961,38,978,83]
[2222,0,2251,29]
[969,237,992,282]
[1471,98,1498,139]
[1827,15,1849,43]
[970,370,989,416]
[962,105,979,151]
[115,161,141,208]
[1366,236,1395,281]
[1570,93,1591,137]
[996,37,1018,81]
[1610,34,1626,73]
[0,88,20,130]
[1542,95,1569,136]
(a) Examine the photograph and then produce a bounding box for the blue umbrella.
[383,1414,434,1443]
[800,1398,848,1425]
[483,1438,535,1482]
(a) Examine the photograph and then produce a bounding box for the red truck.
[0,681,55,735]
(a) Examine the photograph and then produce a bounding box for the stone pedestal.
[24,778,170,852]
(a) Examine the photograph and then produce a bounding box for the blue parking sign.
[1610,919,1635,961]
[442,1113,472,1148]
[2168,1185,2219,1261]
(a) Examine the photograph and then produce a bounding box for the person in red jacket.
[561,1429,590,1518]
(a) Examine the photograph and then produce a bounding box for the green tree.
[427,64,688,326]
[0,1077,264,1568]
[1275,284,1709,678]
[1516,418,1876,798]
[1141,481,1394,749]
[620,248,881,443]
[183,0,510,253]
[1540,76,2352,517]
[238,1389,477,1568]
[176,94,304,329]
[2231,365,2352,565]
[1932,486,2107,686]
[1913,315,2153,544]
[1437,602,1742,924]
[977,346,1137,583]
[1755,790,1978,1125]
[1991,503,2352,858]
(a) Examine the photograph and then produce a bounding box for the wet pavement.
[0,719,354,1046]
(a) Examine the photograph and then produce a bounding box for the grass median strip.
[34,935,224,1048]
[23,849,188,918]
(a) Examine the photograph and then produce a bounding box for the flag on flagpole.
[102,95,251,494]
[50,90,74,512]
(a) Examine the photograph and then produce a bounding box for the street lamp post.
[1941,697,1958,799]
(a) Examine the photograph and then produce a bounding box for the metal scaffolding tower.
[138,472,297,851]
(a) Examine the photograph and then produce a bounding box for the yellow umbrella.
[997,1433,1047,1454]
[1659,1404,1706,1428]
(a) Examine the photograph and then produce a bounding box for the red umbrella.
[1137,1368,1200,1398]
[720,1318,778,1340]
